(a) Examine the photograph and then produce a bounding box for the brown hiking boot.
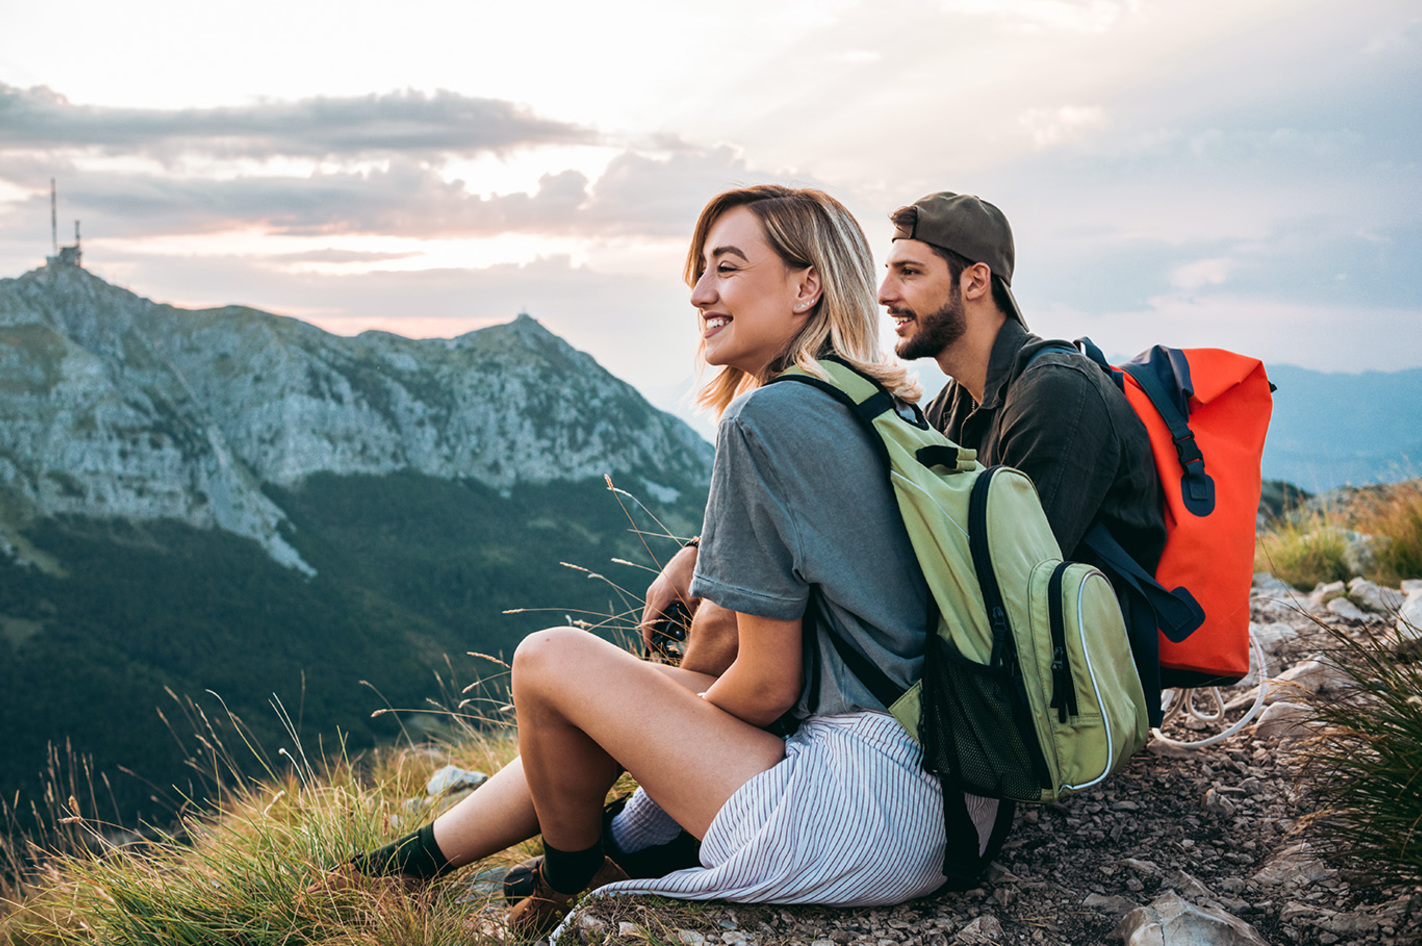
[505,856,629,939]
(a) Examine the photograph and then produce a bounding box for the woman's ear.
[792,266,821,313]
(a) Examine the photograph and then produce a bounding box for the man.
[874,190,1169,879]
[878,191,1165,578]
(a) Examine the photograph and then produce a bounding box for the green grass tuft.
[1298,621,1422,886]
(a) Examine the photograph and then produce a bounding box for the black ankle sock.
[350,821,450,879]
[540,840,604,895]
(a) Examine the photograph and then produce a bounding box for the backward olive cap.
[892,191,1026,327]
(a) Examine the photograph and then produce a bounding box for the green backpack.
[772,358,1150,879]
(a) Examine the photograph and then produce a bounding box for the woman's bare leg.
[429,638,735,866]
[429,756,540,869]
[512,627,786,852]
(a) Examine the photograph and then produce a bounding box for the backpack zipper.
[1048,562,1079,723]
[968,469,1053,791]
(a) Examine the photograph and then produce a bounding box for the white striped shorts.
[587,711,952,909]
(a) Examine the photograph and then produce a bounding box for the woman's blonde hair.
[686,185,921,417]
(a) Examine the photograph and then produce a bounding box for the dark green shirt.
[924,320,1166,573]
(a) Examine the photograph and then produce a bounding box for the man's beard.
[893,285,966,361]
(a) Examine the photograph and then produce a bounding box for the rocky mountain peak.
[0,266,712,574]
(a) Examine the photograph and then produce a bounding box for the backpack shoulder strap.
[766,360,919,713]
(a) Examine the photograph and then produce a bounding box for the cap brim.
[1000,281,1028,329]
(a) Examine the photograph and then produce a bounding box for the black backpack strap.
[938,788,989,888]
[1118,347,1216,516]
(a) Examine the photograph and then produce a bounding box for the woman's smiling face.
[691,205,810,377]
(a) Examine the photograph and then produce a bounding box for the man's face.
[879,239,964,360]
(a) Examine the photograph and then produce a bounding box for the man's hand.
[640,545,699,655]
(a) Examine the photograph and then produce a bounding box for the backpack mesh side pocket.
[920,632,1050,801]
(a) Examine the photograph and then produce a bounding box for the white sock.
[609,787,683,852]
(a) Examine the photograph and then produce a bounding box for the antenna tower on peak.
[46,180,83,268]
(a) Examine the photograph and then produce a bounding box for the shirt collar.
[976,319,1032,411]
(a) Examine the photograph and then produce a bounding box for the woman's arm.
[699,611,803,727]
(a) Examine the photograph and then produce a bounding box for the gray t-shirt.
[689,380,930,719]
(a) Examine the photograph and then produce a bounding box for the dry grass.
[0,685,541,946]
[1255,478,1422,589]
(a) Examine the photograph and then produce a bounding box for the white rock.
[1326,597,1370,622]
[1271,658,1349,695]
[1252,573,1298,597]
[426,765,488,795]
[1084,893,1139,917]
[1112,891,1268,945]
[1342,530,1386,576]
[1307,581,1347,612]
[619,921,644,938]
[953,915,1005,943]
[1402,579,1422,594]
[1317,912,1379,935]
[1162,869,1213,901]
[1397,590,1422,650]
[1202,789,1237,818]
[1251,843,1337,886]
[677,931,707,945]
[1251,701,1317,740]
[1347,577,1405,614]
[1249,621,1298,657]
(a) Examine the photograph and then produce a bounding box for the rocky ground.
[544,577,1422,946]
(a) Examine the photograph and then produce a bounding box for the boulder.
[1306,580,1347,612]
[1251,701,1317,740]
[1326,596,1371,622]
[1110,891,1267,945]
[1347,577,1405,614]
[1397,588,1422,653]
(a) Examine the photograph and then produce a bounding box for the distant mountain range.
[667,350,1419,495]
[0,262,712,826]
[1258,364,1422,492]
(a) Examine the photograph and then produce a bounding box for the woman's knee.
[511,627,607,697]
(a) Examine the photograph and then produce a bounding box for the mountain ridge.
[0,262,713,826]
[0,262,713,573]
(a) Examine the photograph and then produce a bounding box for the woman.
[333,185,1003,937]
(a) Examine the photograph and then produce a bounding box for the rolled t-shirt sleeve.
[689,404,809,621]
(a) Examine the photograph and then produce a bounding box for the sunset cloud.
[0,84,594,160]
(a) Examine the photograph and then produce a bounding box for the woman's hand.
[640,545,700,655]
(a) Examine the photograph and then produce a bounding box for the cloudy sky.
[1,0,1418,417]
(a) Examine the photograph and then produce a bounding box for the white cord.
[1151,630,1270,749]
